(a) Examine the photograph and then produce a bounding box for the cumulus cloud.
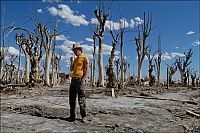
[171,52,185,58]
[42,0,61,3]
[56,35,120,60]
[7,47,19,56]
[90,17,143,30]
[105,18,129,30]
[85,38,93,42]
[90,18,98,25]
[130,17,144,28]
[3,47,19,61]
[37,9,43,13]
[186,31,195,35]
[193,40,200,46]
[56,35,68,41]
[48,4,89,26]
[143,52,185,61]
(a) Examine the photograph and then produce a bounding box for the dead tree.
[123,58,128,82]
[190,69,197,87]
[8,54,17,84]
[4,63,9,83]
[16,33,32,83]
[29,28,43,85]
[16,39,22,84]
[176,49,193,85]
[119,19,126,88]
[168,63,177,84]
[135,12,152,85]
[106,24,120,88]
[146,44,156,86]
[39,23,56,86]
[154,34,162,85]
[51,54,61,86]
[114,58,120,85]
[94,4,109,87]
[92,34,96,86]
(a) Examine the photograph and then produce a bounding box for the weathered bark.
[4,64,9,83]
[114,58,120,83]
[176,49,193,85]
[135,12,152,85]
[154,34,162,85]
[118,19,126,88]
[16,35,31,83]
[10,64,15,84]
[92,35,96,86]
[17,46,22,83]
[97,37,104,87]
[123,59,128,82]
[168,63,177,84]
[106,40,117,88]
[94,8,108,87]
[0,51,3,82]
[191,72,196,87]
[25,56,30,83]
[44,50,52,86]
[106,27,119,88]
[39,23,55,86]
[29,32,43,84]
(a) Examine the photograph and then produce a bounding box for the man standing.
[67,43,89,123]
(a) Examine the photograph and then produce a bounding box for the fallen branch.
[126,95,198,105]
[186,110,200,118]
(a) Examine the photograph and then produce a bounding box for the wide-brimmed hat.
[71,43,82,50]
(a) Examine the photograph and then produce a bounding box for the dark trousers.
[69,78,86,118]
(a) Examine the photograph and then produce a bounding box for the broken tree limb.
[186,110,200,118]
[126,95,198,105]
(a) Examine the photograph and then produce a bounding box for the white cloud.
[8,47,19,56]
[56,35,120,61]
[90,17,142,30]
[85,38,93,42]
[3,47,19,61]
[56,35,68,41]
[90,18,98,25]
[37,9,43,13]
[105,18,129,30]
[143,52,186,61]
[42,0,61,3]
[186,31,195,35]
[48,4,89,26]
[193,40,200,46]
[171,52,185,58]
[130,17,144,28]
[175,46,179,49]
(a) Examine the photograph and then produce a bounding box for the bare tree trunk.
[17,47,22,83]
[94,6,109,87]
[106,41,117,88]
[134,12,152,85]
[4,64,9,83]
[92,35,96,86]
[138,61,142,85]
[25,56,30,83]
[176,49,193,86]
[97,37,104,87]
[44,50,52,86]
[0,52,3,82]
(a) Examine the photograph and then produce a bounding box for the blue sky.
[1,0,199,81]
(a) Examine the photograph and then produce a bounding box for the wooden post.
[167,66,169,89]
[111,88,115,98]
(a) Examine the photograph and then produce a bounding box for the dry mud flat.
[1,86,200,132]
